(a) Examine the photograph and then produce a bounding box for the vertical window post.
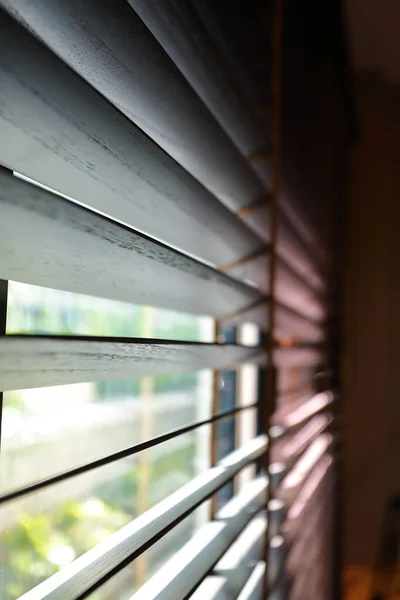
[211,322,238,515]
[0,279,8,452]
[263,0,282,596]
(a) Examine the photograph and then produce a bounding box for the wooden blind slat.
[227,253,325,321]
[278,434,332,505]
[0,171,263,319]
[129,479,267,600]
[128,0,268,183]
[274,304,325,343]
[214,514,267,594]
[220,302,324,341]
[236,562,266,600]
[189,576,230,600]
[271,414,332,466]
[241,205,325,291]
[272,392,334,430]
[16,437,267,600]
[0,0,265,214]
[0,335,265,391]
[0,11,263,268]
[275,347,323,368]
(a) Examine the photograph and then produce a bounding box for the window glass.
[214,370,236,512]
[1,374,212,495]
[0,283,213,599]
[237,325,259,488]
[0,429,211,599]
[6,281,213,340]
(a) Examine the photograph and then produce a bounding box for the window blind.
[0,1,339,599]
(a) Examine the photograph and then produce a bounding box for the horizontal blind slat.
[0,4,327,289]
[130,522,228,600]
[189,576,230,600]
[274,348,324,368]
[276,212,326,292]
[286,455,333,530]
[0,170,262,318]
[0,11,263,267]
[236,562,266,600]
[16,436,267,600]
[241,205,325,291]
[128,0,267,178]
[221,302,324,340]
[226,253,325,321]
[275,263,326,321]
[0,0,265,213]
[129,478,267,600]
[128,0,326,256]
[278,433,333,505]
[214,514,267,594]
[0,336,265,391]
[190,0,268,117]
[0,335,318,392]
[273,392,334,430]
[271,414,333,466]
[275,304,325,343]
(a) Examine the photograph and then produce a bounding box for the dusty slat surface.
[0,0,264,213]
[0,171,262,317]
[0,10,262,267]
[0,336,264,391]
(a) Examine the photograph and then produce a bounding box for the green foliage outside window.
[1,444,195,599]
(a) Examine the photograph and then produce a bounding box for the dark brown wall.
[343,74,400,567]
